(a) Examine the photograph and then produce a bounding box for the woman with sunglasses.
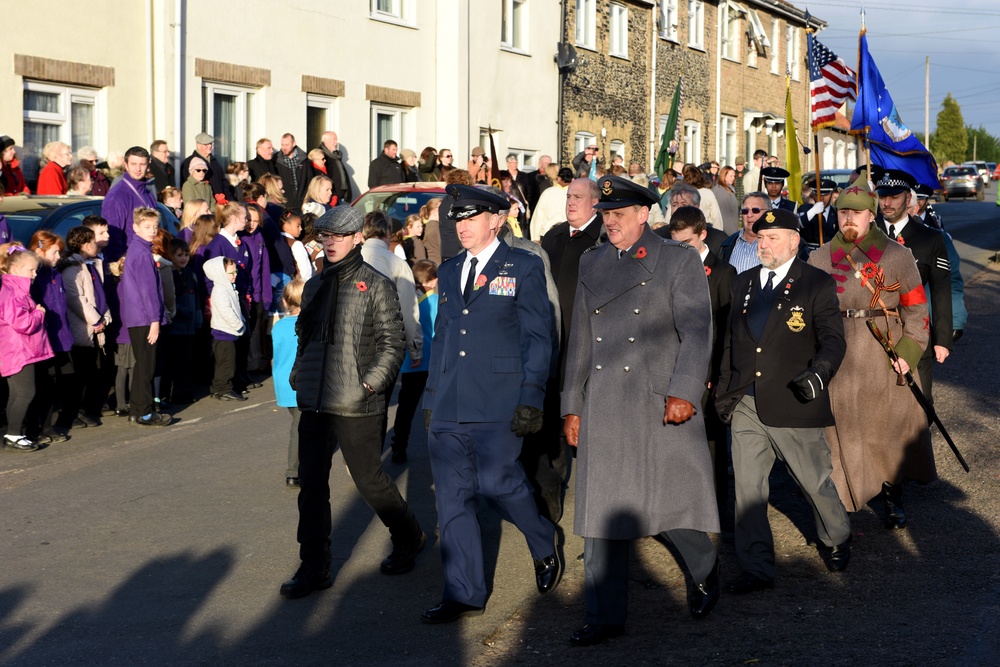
[182,156,215,212]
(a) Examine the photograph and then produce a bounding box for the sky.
[805,0,1000,144]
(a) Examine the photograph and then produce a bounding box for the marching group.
[0,132,964,644]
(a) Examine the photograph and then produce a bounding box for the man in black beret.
[761,167,799,214]
[874,168,953,404]
[799,178,839,246]
[562,175,720,645]
[715,207,851,595]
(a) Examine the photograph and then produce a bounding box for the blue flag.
[850,33,940,189]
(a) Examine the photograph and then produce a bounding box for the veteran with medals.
[808,177,933,528]
[715,208,851,595]
[562,176,720,646]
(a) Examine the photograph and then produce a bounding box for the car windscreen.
[353,191,444,231]
[5,210,57,244]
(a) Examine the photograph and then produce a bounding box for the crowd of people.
[0,130,966,644]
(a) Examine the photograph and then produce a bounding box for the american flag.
[809,35,857,129]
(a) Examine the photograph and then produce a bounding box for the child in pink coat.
[0,244,54,451]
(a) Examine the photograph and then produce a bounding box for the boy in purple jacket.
[121,207,169,427]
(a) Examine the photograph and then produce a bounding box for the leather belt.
[842,308,883,318]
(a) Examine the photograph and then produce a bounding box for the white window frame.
[371,103,413,160]
[22,80,105,154]
[575,0,596,50]
[501,0,529,53]
[683,120,701,165]
[846,143,857,170]
[822,137,834,168]
[609,140,625,163]
[660,0,679,41]
[370,0,416,27]
[202,80,260,169]
[687,0,705,49]
[574,131,596,157]
[835,139,846,169]
[609,3,629,58]
[719,115,738,168]
[720,3,741,62]
[786,24,801,80]
[770,19,780,75]
[306,94,340,150]
[507,147,538,170]
[768,124,781,158]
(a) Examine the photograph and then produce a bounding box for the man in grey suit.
[562,175,721,646]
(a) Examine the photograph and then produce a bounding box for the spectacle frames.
[192,168,207,173]
[740,207,764,215]
[317,232,349,242]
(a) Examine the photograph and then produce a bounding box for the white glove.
[806,202,825,221]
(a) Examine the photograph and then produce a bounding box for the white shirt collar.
[220,228,239,247]
[570,214,598,234]
[887,215,910,237]
[758,256,795,288]
[699,246,710,262]
[463,236,502,281]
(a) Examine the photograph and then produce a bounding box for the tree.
[965,125,1000,163]
[933,93,967,164]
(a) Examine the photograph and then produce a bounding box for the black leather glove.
[791,365,830,402]
[423,409,432,431]
[511,404,544,437]
[953,329,963,343]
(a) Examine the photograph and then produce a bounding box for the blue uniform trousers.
[428,419,556,607]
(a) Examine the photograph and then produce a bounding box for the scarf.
[297,244,363,344]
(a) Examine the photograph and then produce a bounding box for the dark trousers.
[127,327,157,418]
[67,346,103,419]
[211,339,236,395]
[4,364,35,437]
[702,387,730,511]
[286,407,301,479]
[297,411,420,566]
[520,375,568,519]
[32,353,74,432]
[94,341,117,410]
[163,334,194,400]
[584,530,717,625]
[233,301,260,391]
[391,371,427,453]
[427,419,556,607]
[918,345,934,405]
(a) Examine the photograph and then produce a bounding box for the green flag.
[655,77,682,179]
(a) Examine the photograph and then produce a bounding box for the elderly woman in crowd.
[37,142,73,195]
[77,147,110,196]
[182,156,215,212]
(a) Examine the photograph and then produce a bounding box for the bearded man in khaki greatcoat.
[807,177,934,529]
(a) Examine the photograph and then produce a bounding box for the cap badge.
[765,212,776,223]
[601,181,613,196]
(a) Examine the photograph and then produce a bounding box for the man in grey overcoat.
[562,176,721,647]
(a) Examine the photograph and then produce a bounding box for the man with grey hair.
[319,131,353,204]
[281,205,425,600]
[149,140,175,192]
[718,192,771,274]
[77,146,110,196]
[654,182,726,254]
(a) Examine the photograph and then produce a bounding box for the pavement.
[1,191,998,665]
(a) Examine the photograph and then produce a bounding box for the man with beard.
[808,177,934,529]
[874,169,952,403]
[716,208,851,594]
[319,132,353,205]
[276,133,311,213]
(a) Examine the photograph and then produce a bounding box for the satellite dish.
[556,42,578,74]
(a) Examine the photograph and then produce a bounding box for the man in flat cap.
[799,179,839,246]
[761,167,799,214]
[874,169,952,403]
[562,175,720,646]
[715,207,851,595]
[807,176,934,530]
[421,184,561,624]
[180,132,235,202]
[280,205,425,599]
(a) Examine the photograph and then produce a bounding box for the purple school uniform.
[100,173,158,262]
[178,227,194,244]
[31,265,74,353]
[120,238,165,329]
[239,227,273,308]
[0,213,11,244]
[203,232,251,300]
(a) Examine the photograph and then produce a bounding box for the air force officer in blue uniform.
[421,184,561,624]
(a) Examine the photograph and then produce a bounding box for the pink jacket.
[0,274,55,376]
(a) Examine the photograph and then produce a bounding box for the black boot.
[881,481,907,529]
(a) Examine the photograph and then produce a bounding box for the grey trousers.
[731,395,851,580]
[583,529,716,626]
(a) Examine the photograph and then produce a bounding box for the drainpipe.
[174,0,185,171]
[649,7,658,168]
[146,0,155,143]
[714,3,722,162]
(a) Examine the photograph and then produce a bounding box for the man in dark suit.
[716,208,851,595]
[761,167,799,214]
[798,179,838,246]
[248,138,278,183]
[874,169,952,403]
[148,140,175,192]
[421,185,561,624]
[668,206,736,510]
[319,131,353,204]
[562,177,720,646]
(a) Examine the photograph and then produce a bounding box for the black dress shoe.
[115,408,130,417]
[725,571,774,595]
[134,413,172,427]
[421,600,484,624]
[286,477,300,488]
[77,412,101,427]
[279,562,332,599]
[689,558,720,618]
[541,486,564,524]
[534,552,563,594]
[569,624,625,646]
[828,541,851,572]
[213,391,248,401]
[380,531,426,575]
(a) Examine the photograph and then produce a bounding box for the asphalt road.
[1,193,998,666]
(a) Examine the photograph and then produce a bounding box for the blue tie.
[762,271,776,299]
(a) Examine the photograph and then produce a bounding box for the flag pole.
[807,24,824,245]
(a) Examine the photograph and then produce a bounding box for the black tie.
[889,224,896,240]
[463,257,478,301]
[571,229,580,237]
[762,271,776,298]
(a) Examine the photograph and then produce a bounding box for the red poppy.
[214,193,228,206]
[155,261,160,268]
[896,235,905,245]
[356,281,368,292]
[633,247,647,259]
[235,239,241,246]
[704,265,712,277]
[861,262,879,281]
[475,274,487,288]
